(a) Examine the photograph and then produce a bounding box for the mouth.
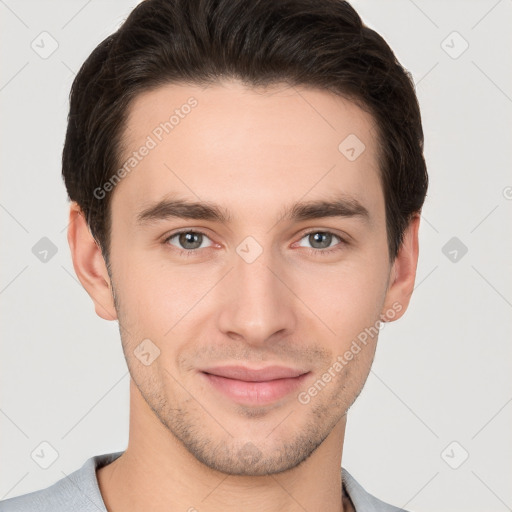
[199,365,311,406]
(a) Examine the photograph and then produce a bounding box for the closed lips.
[200,365,309,382]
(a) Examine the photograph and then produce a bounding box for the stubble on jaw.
[120,333,369,477]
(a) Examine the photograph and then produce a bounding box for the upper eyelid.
[300,228,343,238]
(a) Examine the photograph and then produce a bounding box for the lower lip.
[201,372,310,406]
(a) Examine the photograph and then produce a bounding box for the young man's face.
[71,80,418,476]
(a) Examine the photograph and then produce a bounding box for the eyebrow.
[135,194,370,226]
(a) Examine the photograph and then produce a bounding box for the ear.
[380,213,421,322]
[67,202,117,321]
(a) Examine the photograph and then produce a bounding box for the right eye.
[163,230,214,252]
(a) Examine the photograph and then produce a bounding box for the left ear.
[380,213,421,322]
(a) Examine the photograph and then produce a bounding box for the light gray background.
[1,1,511,511]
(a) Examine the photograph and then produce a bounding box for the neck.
[97,379,348,512]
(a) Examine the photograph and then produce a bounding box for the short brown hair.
[62,0,428,266]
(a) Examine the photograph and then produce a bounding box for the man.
[0,0,427,510]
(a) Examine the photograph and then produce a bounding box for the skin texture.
[67,80,420,512]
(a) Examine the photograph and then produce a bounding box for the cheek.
[113,253,218,340]
[292,259,388,343]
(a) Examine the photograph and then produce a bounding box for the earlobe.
[381,213,421,322]
[67,202,118,321]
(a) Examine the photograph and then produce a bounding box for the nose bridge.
[217,241,297,343]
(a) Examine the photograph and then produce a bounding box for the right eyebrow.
[136,197,232,225]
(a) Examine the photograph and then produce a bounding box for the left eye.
[297,231,342,250]
[165,231,214,250]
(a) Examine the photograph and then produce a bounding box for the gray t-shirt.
[0,451,410,511]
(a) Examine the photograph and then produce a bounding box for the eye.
[296,230,345,253]
[164,230,214,251]
[162,229,347,257]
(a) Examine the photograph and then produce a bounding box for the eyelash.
[162,229,347,258]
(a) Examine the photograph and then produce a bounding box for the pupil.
[180,232,201,249]
[311,232,331,249]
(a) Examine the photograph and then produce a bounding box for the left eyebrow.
[279,195,370,223]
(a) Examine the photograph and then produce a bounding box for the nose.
[216,245,298,346]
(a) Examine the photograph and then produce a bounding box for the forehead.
[112,80,382,222]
